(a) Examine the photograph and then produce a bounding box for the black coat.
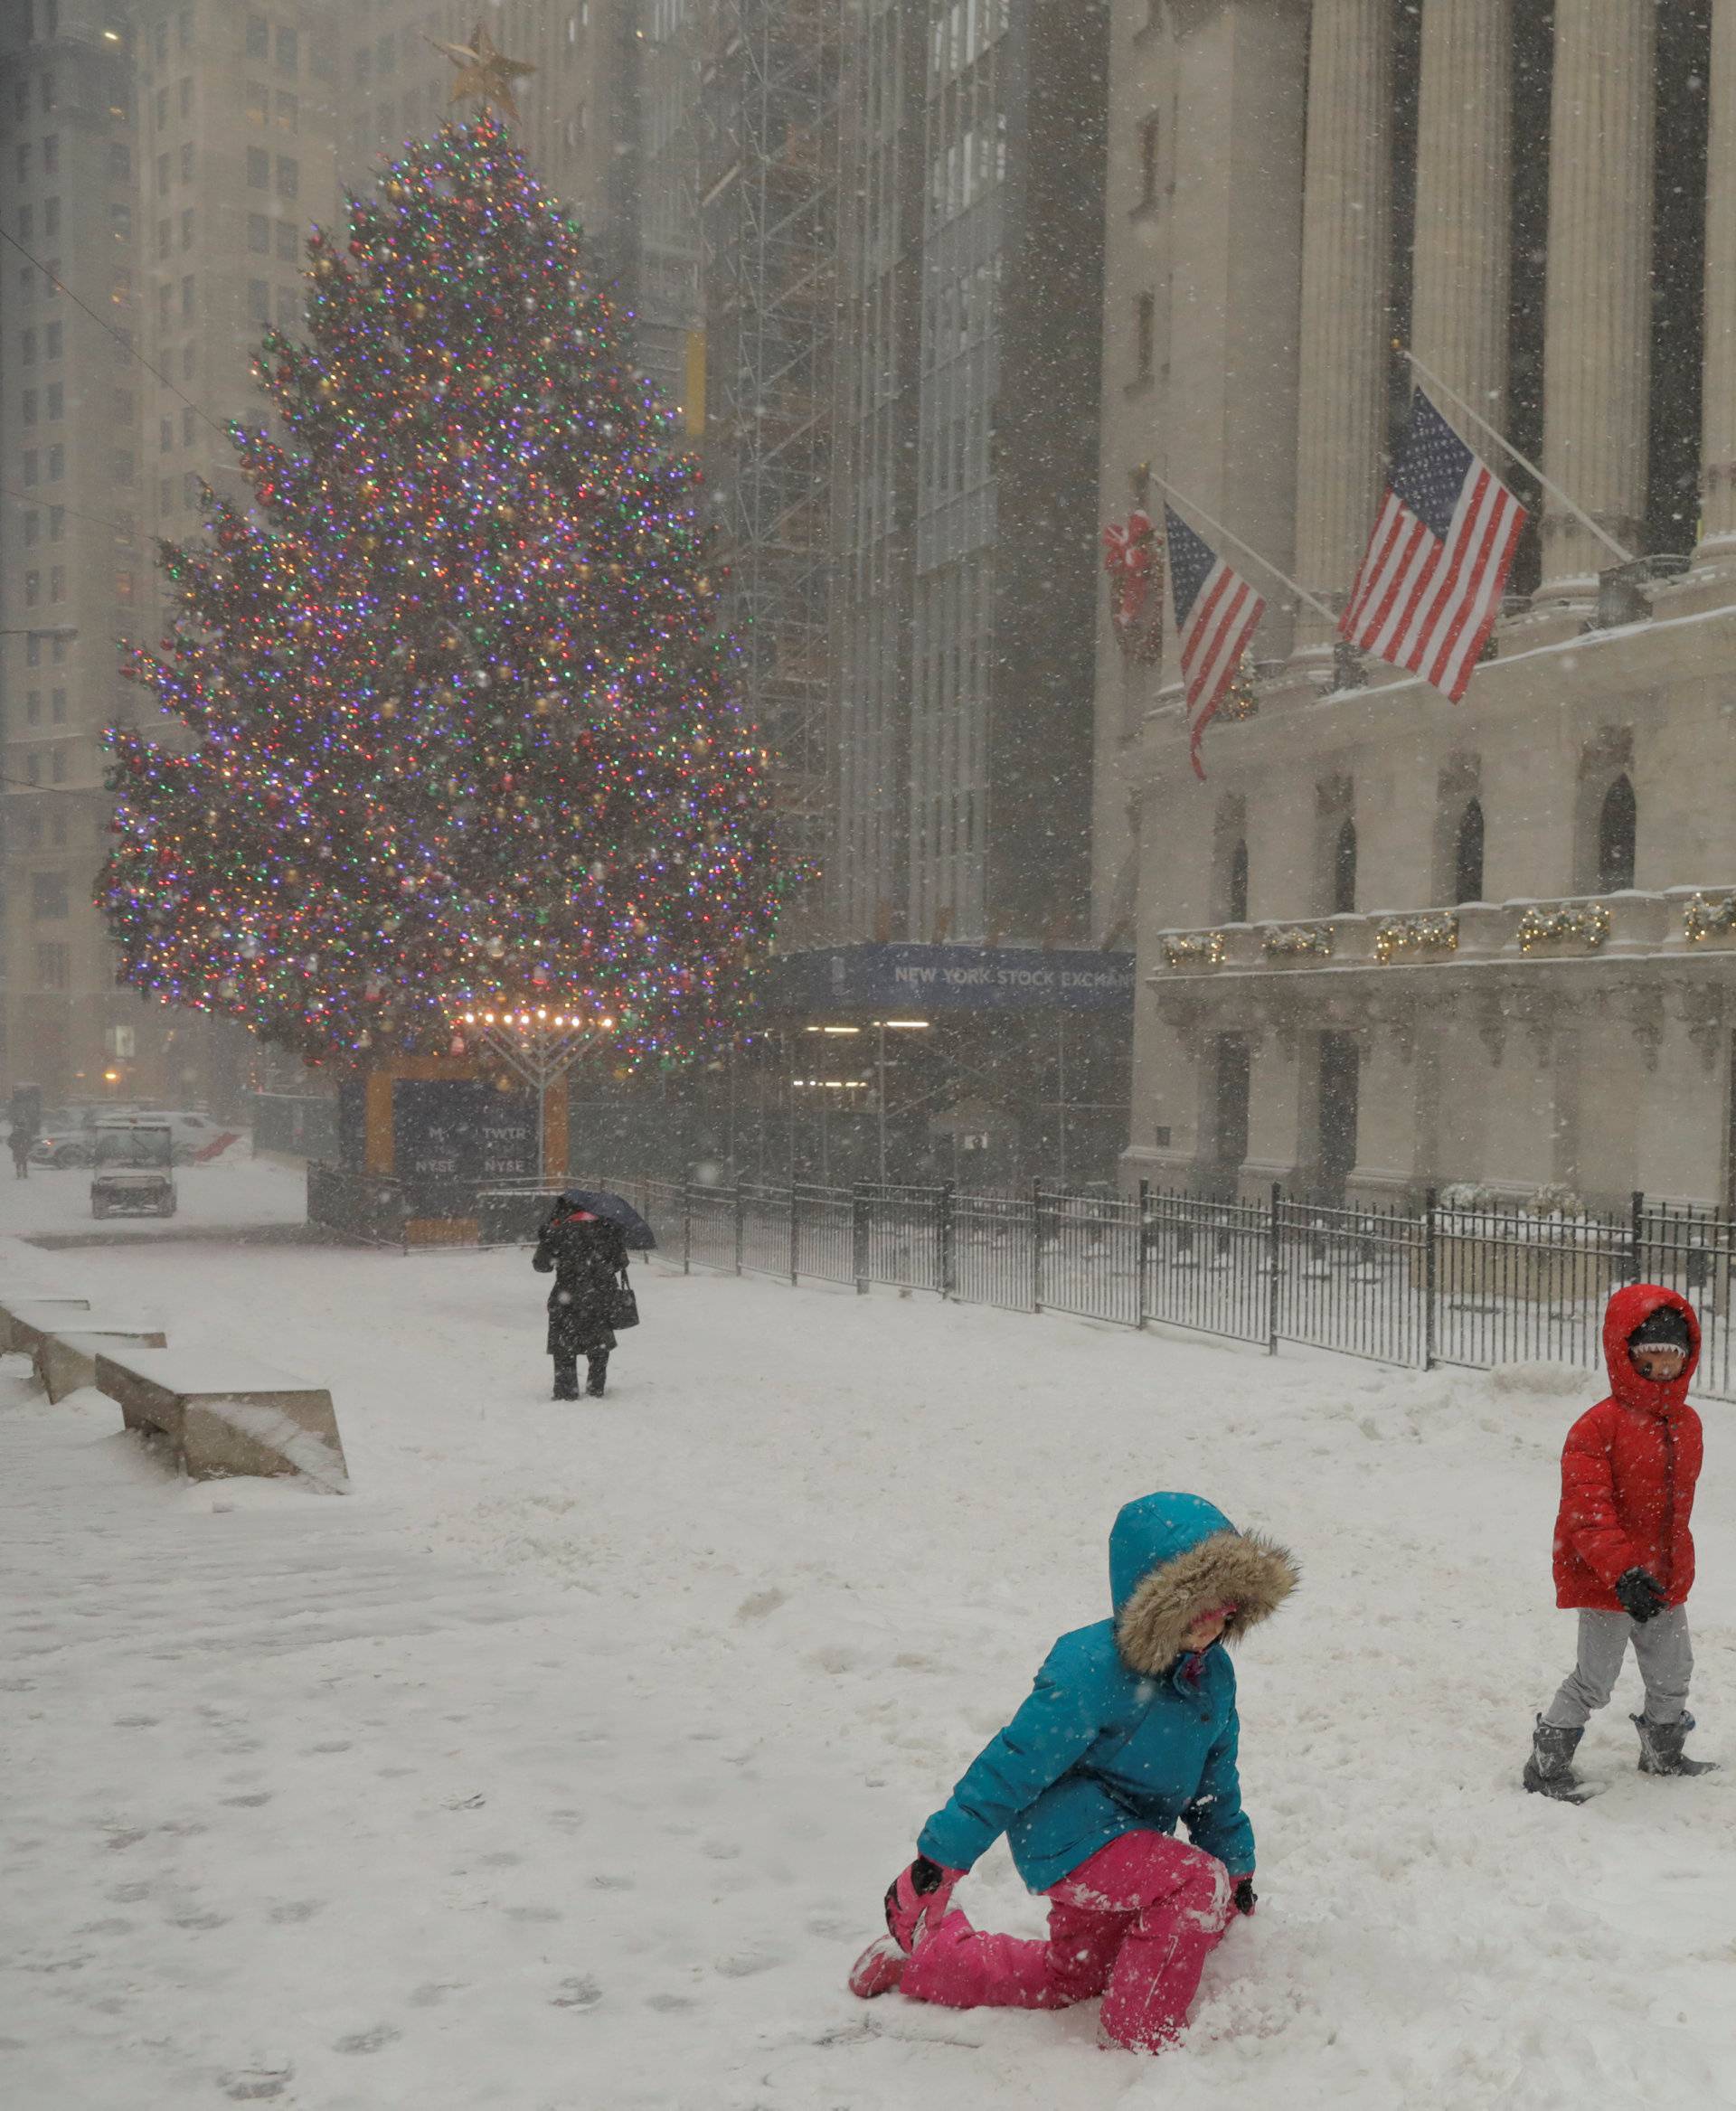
[533,1215,629,1357]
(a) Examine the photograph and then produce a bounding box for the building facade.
[828,0,1110,948]
[1100,0,1736,1212]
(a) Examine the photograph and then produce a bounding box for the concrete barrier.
[0,1295,92,1353]
[94,1346,349,1490]
[36,1326,170,1403]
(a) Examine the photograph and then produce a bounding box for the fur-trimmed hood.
[1109,1492,1298,1680]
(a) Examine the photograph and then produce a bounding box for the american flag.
[1340,390,1526,703]
[1165,505,1266,781]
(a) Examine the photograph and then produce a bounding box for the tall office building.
[828,0,1109,948]
[0,0,147,1102]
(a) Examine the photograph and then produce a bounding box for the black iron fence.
[307,1164,1736,1400]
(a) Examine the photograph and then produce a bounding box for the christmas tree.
[99,117,783,1069]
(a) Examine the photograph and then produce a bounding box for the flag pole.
[1396,346,1638,570]
[1148,474,1342,627]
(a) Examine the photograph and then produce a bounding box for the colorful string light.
[99,117,785,1069]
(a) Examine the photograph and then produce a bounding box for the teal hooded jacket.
[917,1493,1294,1893]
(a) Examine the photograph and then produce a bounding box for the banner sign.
[762,944,1136,1016]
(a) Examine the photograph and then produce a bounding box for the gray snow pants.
[1542,1606,1693,1729]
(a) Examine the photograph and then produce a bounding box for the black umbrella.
[557,1187,657,1249]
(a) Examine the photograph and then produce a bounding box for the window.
[113,202,134,240]
[49,807,64,846]
[156,282,172,327]
[179,75,192,118]
[15,140,28,180]
[46,442,62,480]
[1227,839,1249,925]
[1332,817,1357,914]
[48,505,63,540]
[181,271,194,319]
[108,141,129,181]
[24,570,42,606]
[156,150,169,193]
[24,513,40,546]
[277,155,298,199]
[22,327,36,364]
[181,208,193,250]
[249,212,269,252]
[184,470,200,506]
[23,449,40,485]
[1133,291,1155,385]
[246,78,267,123]
[160,415,174,453]
[247,14,268,59]
[23,388,38,424]
[50,632,65,663]
[36,943,68,990]
[26,754,42,787]
[275,284,298,329]
[1138,112,1160,210]
[50,685,64,721]
[153,19,167,64]
[247,146,269,189]
[26,691,42,722]
[1453,797,1485,903]
[276,90,297,131]
[180,141,193,182]
[158,474,174,512]
[156,216,172,258]
[42,195,59,237]
[50,749,66,784]
[179,9,192,50]
[42,133,57,172]
[182,405,196,444]
[249,277,269,322]
[26,635,42,665]
[32,872,68,919]
[45,381,61,419]
[156,84,167,128]
[45,320,61,358]
[49,565,63,602]
[1597,774,1637,891]
[276,219,297,261]
[277,25,299,72]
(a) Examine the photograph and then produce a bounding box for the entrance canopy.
[760,944,1135,1019]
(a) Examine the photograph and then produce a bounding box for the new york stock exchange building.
[1096,0,1736,1212]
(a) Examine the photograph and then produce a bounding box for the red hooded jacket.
[1552,1284,1704,1612]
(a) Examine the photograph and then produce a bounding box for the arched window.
[1331,816,1357,914]
[1227,838,1249,924]
[1597,774,1637,891]
[1453,796,1485,904]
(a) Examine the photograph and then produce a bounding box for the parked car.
[29,1123,99,1169]
[90,1124,176,1219]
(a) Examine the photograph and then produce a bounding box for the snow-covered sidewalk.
[3,1228,1734,2108]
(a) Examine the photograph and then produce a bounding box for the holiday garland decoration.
[1261,924,1335,961]
[1515,902,1610,954]
[1161,930,1226,969]
[1373,911,1458,965]
[1684,891,1736,943]
[99,117,783,1067]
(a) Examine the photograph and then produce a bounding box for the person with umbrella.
[531,1189,647,1399]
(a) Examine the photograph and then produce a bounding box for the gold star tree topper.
[428,22,537,122]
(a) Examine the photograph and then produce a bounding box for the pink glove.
[884,1854,963,1952]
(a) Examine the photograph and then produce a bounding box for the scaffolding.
[700,0,840,912]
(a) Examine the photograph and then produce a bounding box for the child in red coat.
[1524,1283,1715,1800]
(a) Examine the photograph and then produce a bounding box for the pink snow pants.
[899,1830,1233,2053]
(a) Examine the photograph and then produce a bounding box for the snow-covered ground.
[3,1187,1734,2109]
[0,1145,307,1244]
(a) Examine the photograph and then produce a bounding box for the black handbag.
[607,1274,640,1330]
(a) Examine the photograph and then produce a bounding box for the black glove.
[1614,1568,1667,1624]
[1231,1876,1257,1917]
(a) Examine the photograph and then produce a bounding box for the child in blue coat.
[850,1492,1297,2052]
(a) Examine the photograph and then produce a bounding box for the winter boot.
[1523,1716,1592,1803]
[552,1357,580,1402]
[1633,1710,1718,1777]
[586,1351,609,1399]
[847,1935,908,2000]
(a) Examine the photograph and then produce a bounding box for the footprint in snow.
[645,1993,698,2012]
[334,2025,401,2055]
[504,1906,563,1924]
[266,1900,326,1924]
[220,2063,293,2102]
[590,1873,635,1890]
[736,1587,788,1623]
[714,1952,778,1979]
[552,1976,603,2010]
[221,1794,272,1809]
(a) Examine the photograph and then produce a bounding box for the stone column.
[1291,0,1392,654]
[1411,0,1512,415]
[1700,0,1736,551]
[1539,0,1655,598]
